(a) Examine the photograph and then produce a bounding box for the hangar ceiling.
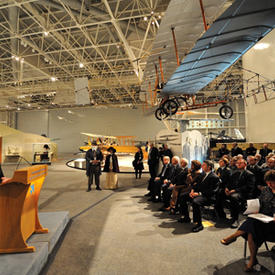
[0,0,170,110]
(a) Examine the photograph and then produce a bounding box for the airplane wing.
[81,133,117,139]
[162,0,275,95]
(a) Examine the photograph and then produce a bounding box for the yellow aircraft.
[79,133,148,159]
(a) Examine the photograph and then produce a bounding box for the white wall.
[243,29,275,142]
[16,107,166,153]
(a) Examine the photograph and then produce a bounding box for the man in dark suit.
[226,158,255,228]
[148,143,159,179]
[150,156,173,202]
[259,144,272,163]
[218,144,229,158]
[245,143,257,157]
[85,141,103,191]
[215,158,231,220]
[146,143,159,196]
[190,160,220,232]
[247,156,263,196]
[231,142,243,157]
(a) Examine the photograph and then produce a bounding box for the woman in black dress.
[133,147,144,179]
[220,170,275,272]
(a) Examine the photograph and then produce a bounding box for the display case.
[32,143,52,164]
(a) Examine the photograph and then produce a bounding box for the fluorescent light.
[253,43,270,50]
[79,62,84,68]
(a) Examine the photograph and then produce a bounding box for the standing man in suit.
[85,141,103,191]
[148,143,159,178]
[146,143,159,196]
[231,142,243,157]
[190,160,220,232]
[259,144,272,164]
[245,143,257,157]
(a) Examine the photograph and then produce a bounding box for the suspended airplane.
[141,0,275,121]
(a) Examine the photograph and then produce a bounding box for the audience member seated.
[149,156,173,202]
[245,143,257,157]
[255,153,262,166]
[166,158,189,213]
[178,160,220,233]
[247,156,263,196]
[218,144,230,158]
[215,158,231,220]
[231,142,243,157]
[160,156,181,210]
[220,170,275,272]
[223,159,255,228]
[229,156,238,173]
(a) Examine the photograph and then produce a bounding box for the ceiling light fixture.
[143,16,148,21]
[79,62,84,68]
[15,56,20,61]
[253,42,270,50]
[50,76,57,82]
[44,31,49,36]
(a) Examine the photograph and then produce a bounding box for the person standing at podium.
[0,164,10,183]
[85,141,103,191]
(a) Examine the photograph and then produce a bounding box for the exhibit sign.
[187,120,225,129]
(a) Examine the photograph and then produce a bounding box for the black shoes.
[144,192,152,197]
[178,217,191,223]
[192,224,204,233]
[96,186,102,191]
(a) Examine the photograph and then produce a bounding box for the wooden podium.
[0,165,49,253]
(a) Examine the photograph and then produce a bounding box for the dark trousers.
[179,192,193,218]
[152,179,162,199]
[192,196,211,225]
[179,193,212,225]
[228,192,243,220]
[135,169,142,179]
[162,186,172,207]
[88,165,101,189]
[149,163,158,179]
[215,189,226,219]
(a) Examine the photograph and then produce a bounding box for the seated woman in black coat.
[220,170,275,272]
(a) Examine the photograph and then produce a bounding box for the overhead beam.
[102,0,143,83]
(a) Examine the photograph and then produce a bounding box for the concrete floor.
[1,157,273,275]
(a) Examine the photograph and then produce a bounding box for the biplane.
[79,133,148,158]
[141,0,275,121]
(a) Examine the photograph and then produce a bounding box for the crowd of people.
[145,142,275,272]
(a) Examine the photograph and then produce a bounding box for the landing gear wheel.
[155,107,168,121]
[162,99,178,115]
[219,105,233,119]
